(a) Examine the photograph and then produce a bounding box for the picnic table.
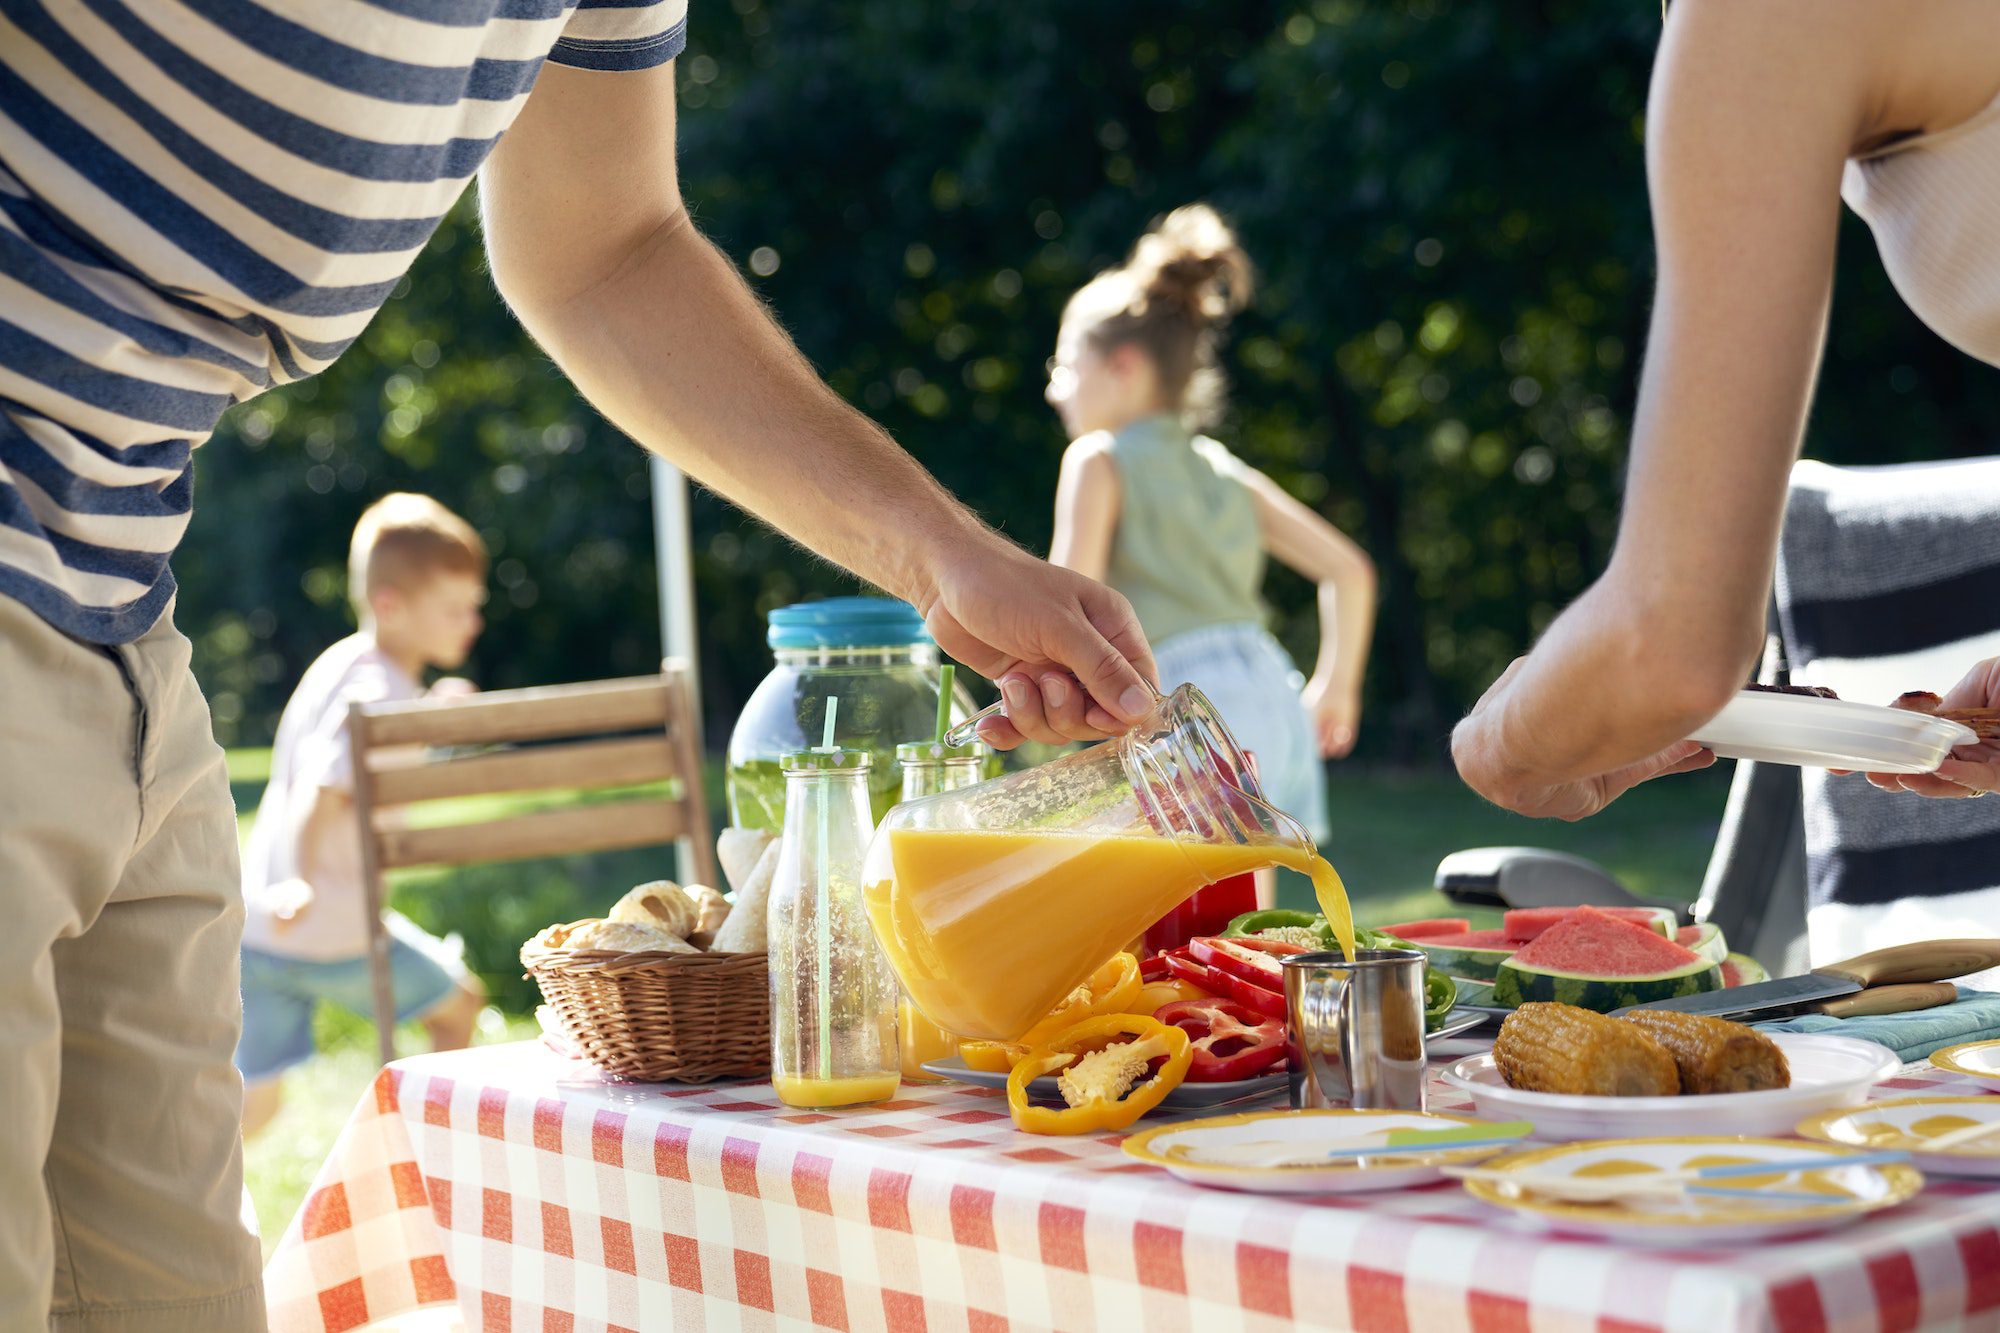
[262,1042,2000,1333]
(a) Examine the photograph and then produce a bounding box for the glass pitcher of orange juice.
[861,684,1353,1042]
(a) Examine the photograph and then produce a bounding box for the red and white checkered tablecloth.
[262,1043,2000,1333]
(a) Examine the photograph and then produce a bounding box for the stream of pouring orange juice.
[863,828,1353,1041]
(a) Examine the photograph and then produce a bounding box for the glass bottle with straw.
[767,696,901,1107]
[891,665,989,1082]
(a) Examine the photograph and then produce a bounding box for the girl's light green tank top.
[1100,415,1266,646]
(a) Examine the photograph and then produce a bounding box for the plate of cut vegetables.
[928,1056,1288,1109]
[930,915,1470,1131]
[1123,1108,1530,1194]
[1459,1136,1922,1244]
[1444,1001,1901,1139]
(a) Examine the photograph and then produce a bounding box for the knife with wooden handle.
[1615,939,2000,1020]
[1814,981,1962,1019]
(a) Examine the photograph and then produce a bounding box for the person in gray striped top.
[0,3,1159,1328]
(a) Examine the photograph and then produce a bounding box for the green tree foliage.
[181,0,2000,757]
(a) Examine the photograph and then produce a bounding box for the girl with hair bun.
[1042,204,1378,845]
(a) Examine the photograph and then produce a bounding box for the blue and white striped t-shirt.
[0,0,688,644]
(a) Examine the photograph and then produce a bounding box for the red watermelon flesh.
[1378,917,1472,940]
[1677,925,1701,947]
[1722,959,1745,987]
[1416,928,1515,950]
[1508,906,1704,973]
[1503,905,1668,943]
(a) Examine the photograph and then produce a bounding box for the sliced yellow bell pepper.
[1133,976,1211,1015]
[1005,1014,1193,1136]
[957,1040,1028,1073]
[1015,952,1144,1047]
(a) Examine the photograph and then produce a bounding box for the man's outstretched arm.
[479,62,1155,744]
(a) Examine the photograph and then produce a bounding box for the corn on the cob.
[1620,1009,1790,1093]
[1494,1002,1680,1096]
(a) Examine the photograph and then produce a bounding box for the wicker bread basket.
[523,929,770,1082]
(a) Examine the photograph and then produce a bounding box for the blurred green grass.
[234,749,1727,1253]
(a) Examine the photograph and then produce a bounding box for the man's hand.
[1864,657,2000,798]
[263,877,315,931]
[919,543,1159,748]
[428,677,479,700]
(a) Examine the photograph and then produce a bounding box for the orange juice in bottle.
[768,722,900,1108]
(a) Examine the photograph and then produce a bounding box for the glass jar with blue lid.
[726,597,980,831]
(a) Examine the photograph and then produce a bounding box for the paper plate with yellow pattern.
[1461,1136,1922,1245]
[1798,1097,2000,1178]
[1930,1039,2000,1083]
[1121,1109,1518,1194]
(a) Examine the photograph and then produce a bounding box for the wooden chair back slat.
[350,660,715,1064]
[367,734,680,807]
[357,676,670,749]
[375,798,692,870]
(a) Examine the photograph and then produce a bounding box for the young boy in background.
[237,494,491,1136]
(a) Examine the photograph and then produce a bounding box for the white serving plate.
[1798,1097,2000,1178]
[1461,1136,1922,1245]
[1930,1038,2000,1083]
[1442,1033,1900,1139]
[1688,690,1974,773]
[1123,1108,1515,1194]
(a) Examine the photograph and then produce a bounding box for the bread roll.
[718,828,776,897]
[684,884,730,938]
[608,880,697,938]
[711,840,776,953]
[563,919,697,954]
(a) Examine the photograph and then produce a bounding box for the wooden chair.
[347,660,716,1063]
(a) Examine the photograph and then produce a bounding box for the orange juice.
[771,1072,902,1107]
[897,997,959,1082]
[863,828,1352,1041]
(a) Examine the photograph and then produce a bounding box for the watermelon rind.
[1403,931,1515,982]
[1676,923,1728,965]
[1490,954,1724,1011]
[1721,952,1769,988]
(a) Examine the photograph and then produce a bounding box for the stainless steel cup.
[1282,948,1429,1111]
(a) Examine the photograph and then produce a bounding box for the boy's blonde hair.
[348,493,487,615]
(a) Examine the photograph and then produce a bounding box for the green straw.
[813,697,838,1080]
[934,663,955,744]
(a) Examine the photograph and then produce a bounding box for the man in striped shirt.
[0,3,1160,1327]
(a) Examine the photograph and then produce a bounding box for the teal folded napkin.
[1752,988,2000,1062]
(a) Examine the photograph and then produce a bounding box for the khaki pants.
[0,596,263,1331]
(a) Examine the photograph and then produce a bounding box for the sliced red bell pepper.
[1200,965,1287,1020]
[1139,954,1173,983]
[1188,935,1307,996]
[1161,951,1221,992]
[1154,998,1288,1082]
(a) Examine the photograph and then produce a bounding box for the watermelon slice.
[1407,929,1516,981]
[1377,917,1473,941]
[1491,906,1723,1010]
[1721,953,1769,988]
[1502,905,1675,943]
[1676,923,1728,965]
